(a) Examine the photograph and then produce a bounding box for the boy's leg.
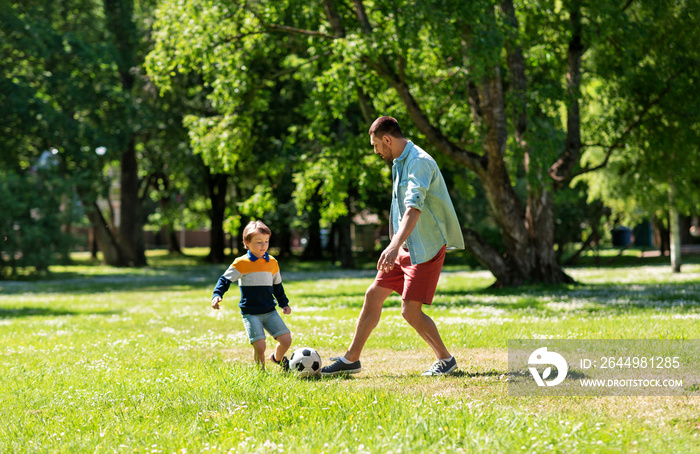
[252,339,267,369]
[273,332,292,361]
[344,282,394,362]
[264,311,291,362]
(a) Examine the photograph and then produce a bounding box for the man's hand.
[378,207,420,273]
[282,306,292,315]
[211,295,222,310]
[377,245,399,273]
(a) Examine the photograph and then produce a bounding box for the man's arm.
[378,207,421,272]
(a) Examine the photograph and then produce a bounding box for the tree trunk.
[303,213,323,260]
[167,229,181,254]
[236,216,251,256]
[652,215,670,256]
[476,163,573,286]
[275,227,292,257]
[90,227,99,259]
[302,188,324,260]
[104,0,147,267]
[669,181,682,272]
[335,214,355,269]
[206,171,229,263]
[118,139,147,266]
[85,201,126,266]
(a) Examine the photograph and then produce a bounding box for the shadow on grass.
[317,370,507,380]
[433,281,700,315]
[1,266,376,296]
[457,370,504,379]
[0,265,223,295]
[0,307,121,319]
[4,253,699,314]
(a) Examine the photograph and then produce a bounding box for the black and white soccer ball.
[289,347,322,378]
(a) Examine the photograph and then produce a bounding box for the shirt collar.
[393,140,414,165]
[247,250,270,262]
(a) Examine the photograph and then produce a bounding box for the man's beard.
[382,144,393,163]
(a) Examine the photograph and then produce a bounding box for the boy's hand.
[282,306,291,315]
[211,296,222,310]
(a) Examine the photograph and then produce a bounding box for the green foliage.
[0,0,119,176]
[581,0,700,223]
[5,0,696,275]
[0,165,76,277]
[2,0,206,266]
[146,0,317,239]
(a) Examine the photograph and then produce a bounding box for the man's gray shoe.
[321,358,361,376]
[422,357,458,376]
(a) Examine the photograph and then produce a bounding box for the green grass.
[1,251,700,452]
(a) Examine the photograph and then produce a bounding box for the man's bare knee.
[401,302,422,325]
[361,284,391,313]
[365,283,387,302]
[403,298,430,325]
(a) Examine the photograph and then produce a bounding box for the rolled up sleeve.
[403,159,433,212]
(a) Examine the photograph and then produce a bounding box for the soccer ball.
[289,347,322,378]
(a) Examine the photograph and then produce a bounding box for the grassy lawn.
[1,250,699,453]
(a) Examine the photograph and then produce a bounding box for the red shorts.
[375,245,446,304]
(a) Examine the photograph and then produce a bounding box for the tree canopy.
[3,0,699,280]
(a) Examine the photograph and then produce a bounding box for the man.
[321,116,465,376]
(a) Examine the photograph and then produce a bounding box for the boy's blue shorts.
[241,310,290,344]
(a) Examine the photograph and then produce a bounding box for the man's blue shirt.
[390,140,465,264]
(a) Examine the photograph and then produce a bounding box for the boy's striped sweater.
[212,251,289,315]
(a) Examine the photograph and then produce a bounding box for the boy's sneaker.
[422,357,458,376]
[270,353,290,371]
[321,358,361,376]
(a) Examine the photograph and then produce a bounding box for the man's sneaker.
[422,357,458,376]
[270,353,290,371]
[321,358,361,376]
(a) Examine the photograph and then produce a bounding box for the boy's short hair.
[242,220,271,246]
[368,116,404,139]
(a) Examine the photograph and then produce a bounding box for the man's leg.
[344,283,394,362]
[322,282,393,375]
[401,299,451,360]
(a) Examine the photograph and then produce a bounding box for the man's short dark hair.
[369,116,404,139]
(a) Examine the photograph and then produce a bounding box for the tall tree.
[146,1,323,262]
[581,0,700,272]
[1,0,123,267]
[101,0,151,266]
[1,0,179,267]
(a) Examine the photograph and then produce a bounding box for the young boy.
[210,220,292,371]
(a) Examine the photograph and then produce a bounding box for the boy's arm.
[272,270,290,312]
[211,276,230,309]
[211,265,242,309]
[273,282,290,308]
